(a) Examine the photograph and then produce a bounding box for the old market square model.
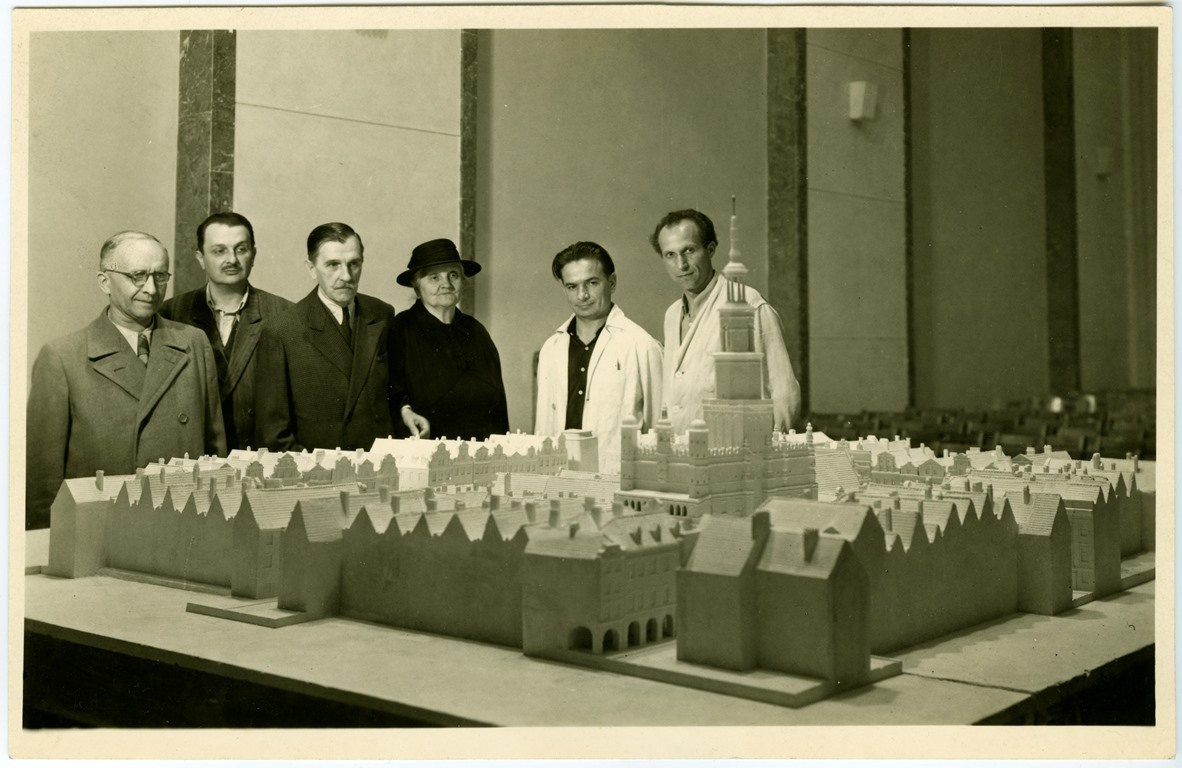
[41,243,1156,709]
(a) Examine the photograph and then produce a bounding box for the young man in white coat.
[652,208,801,434]
[535,242,663,473]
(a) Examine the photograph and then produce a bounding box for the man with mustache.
[25,231,226,529]
[160,212,293,450]
[653,208,801,434]
[254,222,399,452]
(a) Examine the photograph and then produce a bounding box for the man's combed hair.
[648,209,718,254]
[197,212,256,251]
[98,231,166,269]
[551,241,616,281]
[307,222,364,260]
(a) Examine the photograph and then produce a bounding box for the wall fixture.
[849,81,878,122]
[1095,146,1115,179]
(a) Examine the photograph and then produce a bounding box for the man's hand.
[401,406,431,438]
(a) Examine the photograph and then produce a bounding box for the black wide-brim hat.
[396,238,482,287]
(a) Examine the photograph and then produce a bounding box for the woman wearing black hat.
[388,238,510,441]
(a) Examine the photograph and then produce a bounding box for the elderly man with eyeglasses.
[25,230,226,529]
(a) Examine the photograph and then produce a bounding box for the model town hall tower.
[617,201,816,517]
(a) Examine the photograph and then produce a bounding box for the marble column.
[902,29,916,407]
[1042,28,1082,394]
[174,30,236,295]
[767,29,809,419]
[459,30,479,317]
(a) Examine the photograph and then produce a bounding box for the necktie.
[137,332,150,366]
[340,304,353,347]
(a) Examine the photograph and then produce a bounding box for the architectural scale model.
[39,225,1157,710]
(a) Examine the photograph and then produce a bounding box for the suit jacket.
[160,285,293,450]
[26,312,227,529]
[535,304,663,472]
[254,289,398,453]
[662,273,801,434]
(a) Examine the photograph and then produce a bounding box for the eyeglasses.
[103,269,172,288]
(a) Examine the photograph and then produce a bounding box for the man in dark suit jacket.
[255,222,398,452]
[160,212,292,450]
[26,231,226,529]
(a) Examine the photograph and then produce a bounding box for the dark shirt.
[388,300,510,441]
[564,317,605,430]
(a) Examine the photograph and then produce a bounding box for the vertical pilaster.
[767,29,809,421]
[903,29,916,408]
[1042,28,1082,393]
[174,30,236,294]
[459,30,479,316]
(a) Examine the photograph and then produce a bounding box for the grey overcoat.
[26,312,227,528]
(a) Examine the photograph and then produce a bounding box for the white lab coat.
[662,274,801,434]
[535,304,663,472]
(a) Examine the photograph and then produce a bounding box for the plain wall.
[910,29,1050,409]
[233,30,462,311]
[26,32,180,378]
[476,29,769,431]
[1072,28,1157,391]
[806,29,907,414]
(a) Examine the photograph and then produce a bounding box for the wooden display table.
[21,530,1154,728]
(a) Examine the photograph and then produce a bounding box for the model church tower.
[702,202,775,452]
[615,198,816,517]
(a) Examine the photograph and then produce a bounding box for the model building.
[39,247,1156,709]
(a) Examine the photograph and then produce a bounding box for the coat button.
[178,413,190,425]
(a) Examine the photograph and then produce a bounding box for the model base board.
[186,596,311,628]
[1117,551,1155,590]
[537,642,902,709]
[1067,551,1155,608]
[98,567,231,596]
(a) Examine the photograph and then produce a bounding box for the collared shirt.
[565,315,606,430]
[679,271,719,344]
[314,287,354,323]
[317,288,356,335]
[108,308,153,354]
[205,284,249,346]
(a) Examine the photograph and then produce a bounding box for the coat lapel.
[343,297,385,421]
[223,288,264,398]
[137,324,191,426]
[672,275,723,372]
[585,311,617,386]
[87,313,146,400]
[186,292,221,343]
[302,292,353,380]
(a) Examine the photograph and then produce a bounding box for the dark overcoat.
[26,312,227,528]
[254,289,398,453]
[160,284,293,450]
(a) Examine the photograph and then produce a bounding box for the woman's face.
[415,263,463,312]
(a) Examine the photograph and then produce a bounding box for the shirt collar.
[681,272,719,319]
[205,283,249,315]
[556,304,623,334]
[317,288,354,323]
[107,308,155,351]
[565,314,608,342]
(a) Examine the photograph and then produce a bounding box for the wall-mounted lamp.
[1095,146,1115,179]
[849,81,878,122]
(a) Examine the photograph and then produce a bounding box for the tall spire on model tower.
[707,196,769,450]
[722,195,750,303]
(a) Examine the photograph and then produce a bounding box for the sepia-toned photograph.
[9,4,1173,761]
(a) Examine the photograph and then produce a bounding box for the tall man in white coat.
[652,209,801,434]
[535,241,663,473]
